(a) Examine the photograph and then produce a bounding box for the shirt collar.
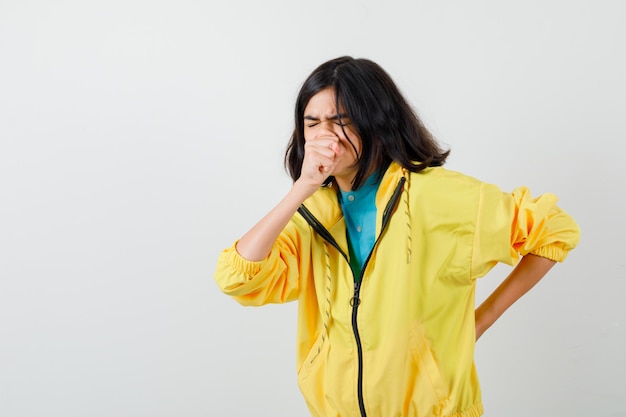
[339,170,382,205]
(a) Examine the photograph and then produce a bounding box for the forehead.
[303,88,344,116]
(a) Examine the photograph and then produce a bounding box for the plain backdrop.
[1,0,625,416]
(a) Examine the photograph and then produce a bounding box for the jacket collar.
[301,161,407,237]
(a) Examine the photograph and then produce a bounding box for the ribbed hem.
[445,402,483,417]
[226,241,267,279]
[530,242,570,262]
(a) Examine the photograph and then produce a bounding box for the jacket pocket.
[297,332,334,417]
[407,322,448,414]
[298,331,326,375]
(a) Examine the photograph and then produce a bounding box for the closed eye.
[305,121,349,128]
[304,114,350,128]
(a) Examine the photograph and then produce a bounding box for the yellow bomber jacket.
[214,163,580,417]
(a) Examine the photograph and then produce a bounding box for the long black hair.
[285,56,449,190]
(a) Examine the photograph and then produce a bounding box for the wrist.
[292,178,320,201]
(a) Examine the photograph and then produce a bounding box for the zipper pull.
[350,282,361,306]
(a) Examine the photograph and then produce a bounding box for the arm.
[236,137,342,261]
[472,184,579,340]
[475,254,556,340]
[235,182,315,261]
[213,186,313,305]
[214,137,346,306]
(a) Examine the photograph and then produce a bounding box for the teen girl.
[214,56,580,417]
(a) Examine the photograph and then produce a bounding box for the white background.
[1,0,625,416]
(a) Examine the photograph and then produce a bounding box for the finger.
[310,135,341,150]
[302,149,335,171]
[305,142,338,159]
[315,136,344,156]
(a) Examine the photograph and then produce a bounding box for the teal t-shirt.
[339,172,381,280]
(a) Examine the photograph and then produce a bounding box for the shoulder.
[298,184,343,229]
[409,166,484,195]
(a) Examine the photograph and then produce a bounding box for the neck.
[335,176,353,192]
[335,166,381,192]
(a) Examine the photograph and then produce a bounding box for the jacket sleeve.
[471,183,581,279]
[213,221,303,306]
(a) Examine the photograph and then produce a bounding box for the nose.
[316,120,339,138]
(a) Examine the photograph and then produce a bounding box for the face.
[303,88,362,186]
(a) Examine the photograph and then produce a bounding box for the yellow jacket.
[214,162,580,417]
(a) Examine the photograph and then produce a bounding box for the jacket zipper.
[298,177,406,417]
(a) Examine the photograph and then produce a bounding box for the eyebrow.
[304,113,349,121]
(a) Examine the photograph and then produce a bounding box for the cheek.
[342,133,362,155]
[302,127,312,141]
